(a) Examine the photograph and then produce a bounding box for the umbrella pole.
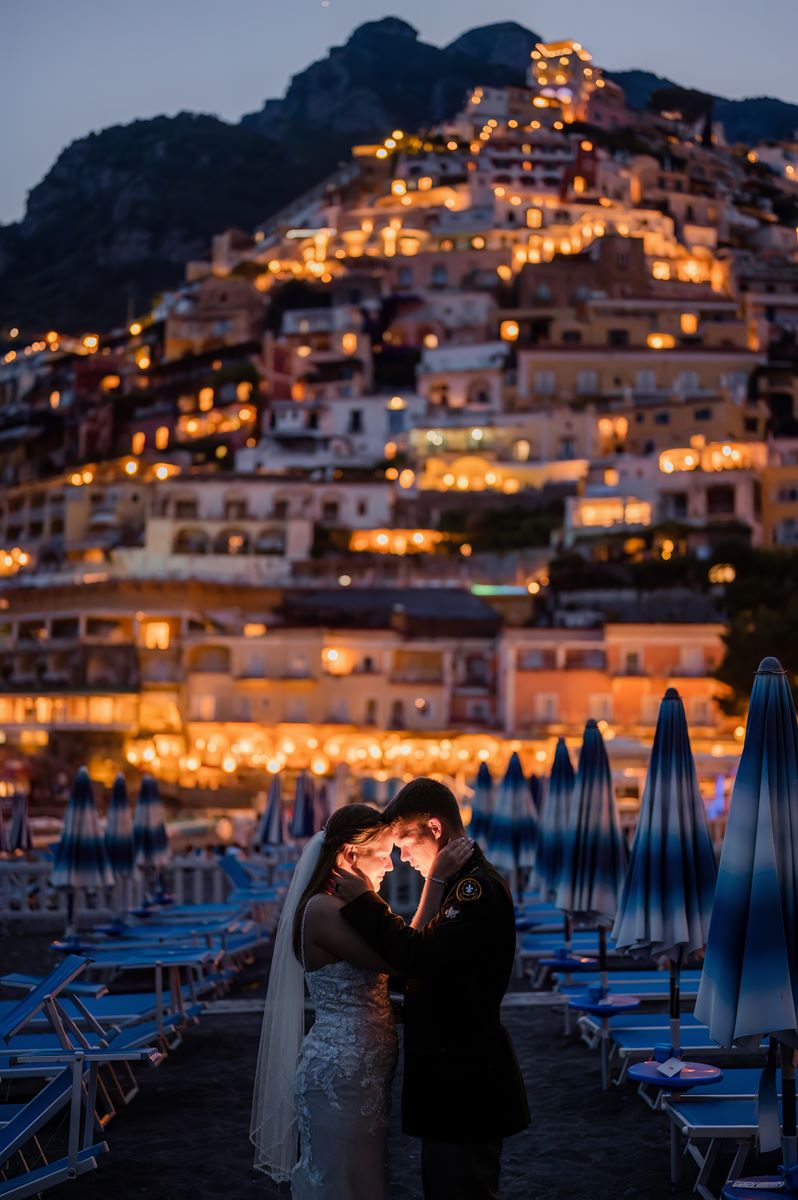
[598,926,608,998]
[669,950,682,1056]
[563,912,574,1036]
[782,1042,797,1173]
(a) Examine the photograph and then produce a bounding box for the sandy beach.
[0,928,779,1200]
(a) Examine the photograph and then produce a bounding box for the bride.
[251,804,472,1198]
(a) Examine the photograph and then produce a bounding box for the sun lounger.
[0,1061,108,1199]
[0,990,206,1035]
[219,856,283,905]
[519,932,613,962]
[609,1029,767,1086]
[50,945,218,1044]
[557,973,702,1002]
[664,1096,781,1200]
[578,1010,704,1042]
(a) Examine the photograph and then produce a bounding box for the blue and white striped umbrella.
[695,658,798,1048]
[105,774,135,876]
[613,688,716,960]
[314,780,331,832]
[256,774,285,850]
[9,791,33,853]
[695,658,798,1176]
[613,689,717,1053]
[289,771,316,841]
[534,738,575,902]
[133,774,169,869]
[469,762,494,848]
[51,766,114,890]
[485,752,538,880]
[556,720,626,926]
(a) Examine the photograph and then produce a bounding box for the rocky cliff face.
[241,17,534,139]
[0,114,311,331]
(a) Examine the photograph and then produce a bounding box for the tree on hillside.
[714,594,798,713]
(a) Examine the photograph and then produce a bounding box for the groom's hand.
[329,865,371,904]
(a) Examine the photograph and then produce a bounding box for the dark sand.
[1,930,779,1199]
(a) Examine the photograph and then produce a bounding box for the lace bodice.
[300,960,397,1120]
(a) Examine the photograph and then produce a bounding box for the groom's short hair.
[384,777,463,830]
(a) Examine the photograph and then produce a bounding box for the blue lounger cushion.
[582,1012,705,1032]
[557,969,702,983]
[667,1098,782,1137]
[611,1028,767,1055]
[685,1068,780,1098]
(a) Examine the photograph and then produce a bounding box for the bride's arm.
[307,896,395,973]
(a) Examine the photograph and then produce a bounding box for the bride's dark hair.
[291,804,387,960]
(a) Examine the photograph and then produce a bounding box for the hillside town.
[1,36,797,817]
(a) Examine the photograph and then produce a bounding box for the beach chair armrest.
[9,1046,161,1067]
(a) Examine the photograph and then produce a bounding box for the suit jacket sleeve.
[340,882,498,977]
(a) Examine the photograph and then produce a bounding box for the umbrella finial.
[585,718,598,729]
[663,686,680,700]
[757,657,786,674]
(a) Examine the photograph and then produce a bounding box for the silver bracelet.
[429,876,448,888]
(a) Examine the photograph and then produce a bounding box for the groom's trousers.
[420,1138,502,1200]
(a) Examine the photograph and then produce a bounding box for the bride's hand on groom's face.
[430,836,475,882]
[329,865,372,904]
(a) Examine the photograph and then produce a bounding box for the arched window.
[173,528,209,555]
[213,528,250,555]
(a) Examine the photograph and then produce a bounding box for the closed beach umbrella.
[557,720,626,996]
[133,774,169,868]
[469,762,494,848]
[534,738,575,902]
[257,774,285,851]
[613,689,717,1052]
[9,791,33,854]
[695,658,798,1180]
[52,767,114,890]
[51,767,114,930]
[313,781,331,832]
[289,771,316,841]
[105,774,135,876]
[485,752,538,898]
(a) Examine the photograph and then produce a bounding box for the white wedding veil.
[250,829,325,1180]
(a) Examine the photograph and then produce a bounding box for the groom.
[334,777,529,1200]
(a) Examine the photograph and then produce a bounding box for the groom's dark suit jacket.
[341,847,530,1142]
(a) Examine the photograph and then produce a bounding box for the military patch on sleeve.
[443,904,461,922]
[455,877,482,903]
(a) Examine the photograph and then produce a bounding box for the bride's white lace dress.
[293,947,398,1198]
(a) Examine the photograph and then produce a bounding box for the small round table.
[628,1060,724,1093]
[567,993,641,1089]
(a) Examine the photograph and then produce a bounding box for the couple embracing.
[251,777,530,1199]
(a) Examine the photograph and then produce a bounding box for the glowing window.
[143,621,170,650]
